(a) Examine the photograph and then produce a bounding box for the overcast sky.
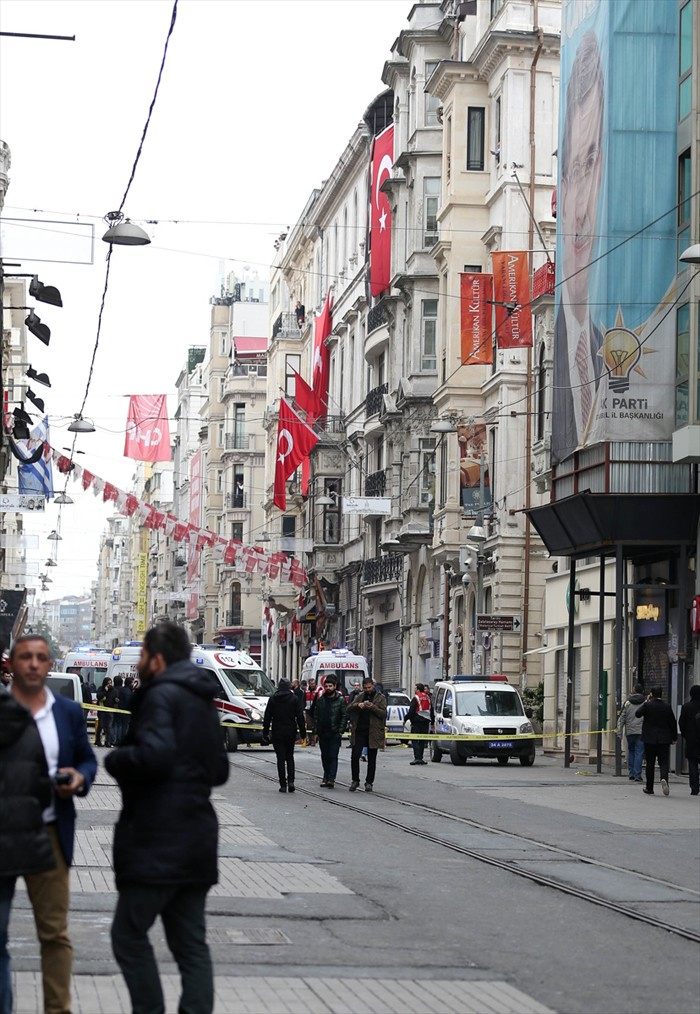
[0,0,413,606]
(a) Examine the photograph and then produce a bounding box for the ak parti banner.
[460,273,494,365]
[369,124,394,297]
[124,395,171,462]
[491,251,532,349]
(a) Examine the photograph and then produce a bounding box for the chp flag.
[124,394,171,463]
[369,124,394,297]
[274,399,319,511]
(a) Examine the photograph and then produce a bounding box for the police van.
[190,646,275,752]
[300,649,369,697]
[431,675,536,766]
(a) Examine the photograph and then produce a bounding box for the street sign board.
[342,496,391,515]
[477,613,522,632]
[0,495,46,514]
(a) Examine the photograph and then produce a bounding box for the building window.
[231,522,243,542]
[233,403,245,449]
[217,423,224,448]
[322,479,341,544]
[421,299,438,371]
[218,377,226,402]
[281,514,295,558]
[216,470,223,494]
[467,107,485,171]
[419,438,436,506]
[423,177,440,247]
[233,469,244,507]
[285,354,301,397]
[679,1,692,121]
[230,583,242,626]
[494,96,501,163]
[676,303,690,426]
[220,332,227,356]
[678,149,691,258]
[425,62,440,125]
[536,343,547,442]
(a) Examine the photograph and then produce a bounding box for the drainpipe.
[522,14,544,682]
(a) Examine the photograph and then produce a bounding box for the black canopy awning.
[526,493,700,560]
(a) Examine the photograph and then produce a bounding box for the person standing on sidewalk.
[262,678,306,793]
[347,677,387,792]
[313,675,347,788]
[678,684,700,796]
[105,622,229,1014]
[0,685,56,1014]
[10,634,97,1014]
[406,683,432,766]
[635,687,678,796]
[617,683,645,782]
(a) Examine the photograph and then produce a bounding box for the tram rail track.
[234,753,700,946]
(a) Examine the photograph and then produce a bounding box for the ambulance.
[300,648,370,697]
[107,643,143,684]
[431,675,536,766]
[190,646,276,752]
[62,646,111,688]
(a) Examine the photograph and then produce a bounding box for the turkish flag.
[290,368,317,417]
[491,252,532,349]
[311,291,333,421]
[370,124,394,297]
[273,398,319,511]
[124,395,171,463]
[460,273,494,365]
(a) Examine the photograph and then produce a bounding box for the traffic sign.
[477,613,522,632]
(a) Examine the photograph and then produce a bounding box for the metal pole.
[614,544,624,777]
[564,557,576,768]
[676,544,688,775]
[475,548,484,676]
[597,554,605,774]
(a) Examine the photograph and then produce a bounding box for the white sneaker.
[661,778,670,796]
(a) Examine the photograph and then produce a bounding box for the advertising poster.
[457,422,491,515]
[552,0,678,464]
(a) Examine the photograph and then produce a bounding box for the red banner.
[187,450,202,620]
[274,399,319,511]
[311,291,333,421]
[460,273,494,365]
[124,394,171,462]
[369,124,394,297]
[491,251,532,349]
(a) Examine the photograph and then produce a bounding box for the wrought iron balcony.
[225,491,247,509]
[365,468,387,497]
[224,610,243,627]
[272,311,301,339]
[367,301,389,335]
[365,382,388,418]
[225,430,247,450]
[315,414,346,435]
[362,553,403,586]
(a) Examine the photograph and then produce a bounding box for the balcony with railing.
[362,553,403,586]
[365,382,388,418]
[272,311,301,339]
[365,300,391,359]
[225,428,247,450]
[365,468,387,497]
[225,491,247,510]
[222,610,243,627]
[315,414,346,443]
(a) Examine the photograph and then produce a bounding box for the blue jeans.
[626,734,644,779]
[0,877,16,1014]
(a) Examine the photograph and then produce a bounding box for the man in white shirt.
[10,635,96,1014]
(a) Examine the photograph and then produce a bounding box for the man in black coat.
[0,688,56,1014]
[105,622,229,1014]
[635,687,678,796]
[679,684,700,796]
[263,678,306,792]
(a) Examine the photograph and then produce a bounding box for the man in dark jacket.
[312,675,347,788]
[105,622,229,1014]
[679,684,700,796]
[406,683,433,765]
[347,677,387,792]
[0,688,56,1014]
[635,687,678,796]
[263,678,306,792]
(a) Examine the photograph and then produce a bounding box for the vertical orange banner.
[491,251,532,348]
[460,273,494,365]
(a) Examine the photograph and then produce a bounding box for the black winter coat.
[312,691,347,736]
[678,699,700,760]
[635,698,678,745]
[104,660,229,888]
[263,688,306,741]
[0,690,55,877]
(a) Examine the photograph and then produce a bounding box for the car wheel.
[449,741,467,766]
[223,726,239,753]
[430,743,442,763]
[520,752,535,767]
[497,756,509,765]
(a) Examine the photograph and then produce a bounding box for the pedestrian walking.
[617,683,645,782]
[95,676,112,747]
[678,684,700,797]
[9,634,97,1014]
[263,678,307,792]
[106,676,127,746]
[406,683,432,765]
[313,675,347,788]
[635,687,678,796]
[105,621,229,1014]
[347,677,387,792]
[0,686,56,1014]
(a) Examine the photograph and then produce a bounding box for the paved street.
[8,743,700,1014]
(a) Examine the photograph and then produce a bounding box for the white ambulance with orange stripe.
[190,646,275,752]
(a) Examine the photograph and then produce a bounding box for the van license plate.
[488,741,513,749]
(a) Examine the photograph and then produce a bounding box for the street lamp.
[679,243,700,265]
[101,211,151,247]
[54,492,74,505]
[67,414,96,433]
[467,513,487,675]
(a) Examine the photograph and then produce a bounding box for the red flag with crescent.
[273,399,319,511]
[370,124,394,297]
[311,291,333,421]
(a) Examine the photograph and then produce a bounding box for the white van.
[107,643,143,684]
[300,649,370,696]
[190,646,276,752]
[431,675,536,766]
[62,648,111,690]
